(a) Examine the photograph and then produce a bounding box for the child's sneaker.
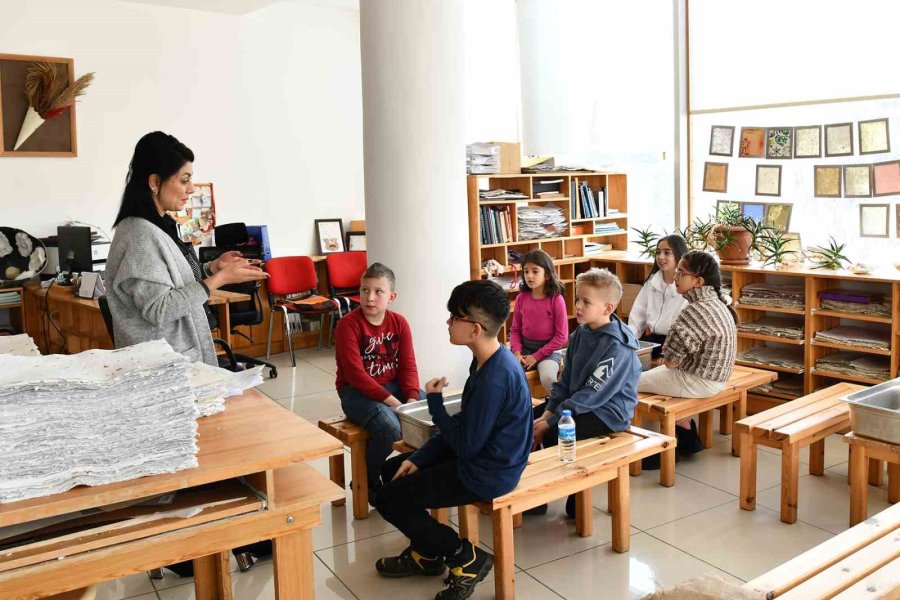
[375,546,445,578]
[436,540,494,600]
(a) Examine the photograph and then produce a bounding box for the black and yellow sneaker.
[375,546,445,578]
[435,540,494,600]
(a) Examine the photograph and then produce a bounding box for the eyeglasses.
[449,314,483,328]
[674,268,698,279]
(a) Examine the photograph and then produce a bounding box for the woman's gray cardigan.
[105,217,217,366]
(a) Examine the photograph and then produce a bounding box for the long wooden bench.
[735,382,864,524]
[631,365,777,486]
[742,502,900,599]
[318,416,370,519]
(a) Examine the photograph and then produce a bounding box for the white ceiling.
[118,0,358,15]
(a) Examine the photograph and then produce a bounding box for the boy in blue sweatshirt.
[373,280,532,600]
[531,267,642,517]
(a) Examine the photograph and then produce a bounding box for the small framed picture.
[872,160,900,196]
[315,218,345,254]
[794,126,822,158]
[756,164,782,196]
[741,202,765,223]
[814,165,842,198]
[346,231,367,252]
[703,162,728,192]
[763,203,792,232]
[739,127,765,158]
[782,232,802,254]
[858,118,890,155]
[709,125,735,156]
[766,127,793,159]
[896,205,900,237]
[843,165,872,198]
[859,204,889,238]
[824,122,854,157]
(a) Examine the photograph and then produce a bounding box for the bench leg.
[869,459,884,487]
[492,506,516,600]
[849,444,868,526]
[575,488,592,537]
[780,444,800,524]
[193,551,232,600]
[731,392,747,457]
[739,431,757,511]
[458,505,480,546]
[661,415,676,487]
[349,441,369,519]
[809,439,825,476]
[719,403,732,435]
[431,507,449,524]
[888,463,899,504]
[329,453,346,507]
[610,466,630,552]
[513,512,523,529]
[698,411,714,449]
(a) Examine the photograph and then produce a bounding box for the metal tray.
[637,340,660,371]
[395,393,462,448]
[841,378,900,445]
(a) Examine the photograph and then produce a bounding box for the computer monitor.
[57,225,94,273]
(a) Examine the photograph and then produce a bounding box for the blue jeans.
[339,381,425,487]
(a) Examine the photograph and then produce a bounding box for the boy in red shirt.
[334,262,423,500]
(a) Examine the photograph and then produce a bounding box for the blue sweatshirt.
[545,314,641,431]
[409,346,532,500]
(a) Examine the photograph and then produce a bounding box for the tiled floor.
[95,347,894,599]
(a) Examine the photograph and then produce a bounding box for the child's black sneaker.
[375,546,445,578]
[436,540,494,600]
[523,503,548,516]
[675,419,706,456]
[564,493,576,519]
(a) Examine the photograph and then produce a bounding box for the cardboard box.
[495,142,521,174]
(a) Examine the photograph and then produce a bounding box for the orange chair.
[325,251,368,318]
[265,256,337,365]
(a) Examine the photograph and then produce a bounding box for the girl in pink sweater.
[510,250,569,395]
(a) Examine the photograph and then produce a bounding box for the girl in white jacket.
[628,234,689,358]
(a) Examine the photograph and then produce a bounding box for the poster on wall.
[170,182,216,246]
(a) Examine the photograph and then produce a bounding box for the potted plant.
[756,229,798,269]
[631,226,659,258]
[682,218,714,252]
[806,237,850,270]
[709,204,753,265]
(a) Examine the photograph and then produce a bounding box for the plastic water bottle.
[558,410,576,462]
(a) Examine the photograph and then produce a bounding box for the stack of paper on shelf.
[737,316,805,340]
[819,289,892,318]
[0,291,20,306]
[479,189,528,200]
[751,373,804,398]
[737,346,804,371]
[814,325,891,350]
[0,340,199,503]
[739,282,805,310]
[467,143,500,174]
[815,351,891,381]
[0,333,40,356]
[517,205,567,240]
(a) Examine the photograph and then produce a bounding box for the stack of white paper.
[467,143,500,174]
[517,205,567,240]
[0,334,41,356]
[188,361,264,417]
[0,340,198,503]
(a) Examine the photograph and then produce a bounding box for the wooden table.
[846,432,900,526]
[0,389,343,599]
[209,289,252,350]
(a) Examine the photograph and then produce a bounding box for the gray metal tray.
[841,378,900,445]
[637,340,660,371]
[395,393,462,448]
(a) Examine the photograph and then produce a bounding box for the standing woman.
[106,132,267,366]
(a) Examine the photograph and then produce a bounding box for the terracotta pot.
[710,225,752,265]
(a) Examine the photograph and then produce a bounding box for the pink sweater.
[509,292,569,361]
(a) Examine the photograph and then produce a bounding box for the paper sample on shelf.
[815,351,890,381]
[737,346,804,371]
[516,205,567,240]
[814,325,890,350]
[739,282,805,310]
[737,316,804,340]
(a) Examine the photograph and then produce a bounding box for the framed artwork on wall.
[859,204,889,238]
[766,127,793,159]
[824,122,854,157]
[756,164,782,196]
[703,162,729,192]
[346,231,367,251]
[763,203,792,232]
[858,118,890,155]
[739,127,765,158]
[741,202,765,222]
[315,219,345,254]
[897,205,900,238]
[814,165,842,198]
[170,183,216,246]
[794,126,822,158]
[843,165,872,198]
[872,160,900,196]
[709,125,735,156]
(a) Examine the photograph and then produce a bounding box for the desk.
[208,289,251,350]
[0,389,343,599]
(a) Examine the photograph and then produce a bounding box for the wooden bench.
[735,382,863,524]
[631,365,777,486]
[477,427,674,600]
[524,369,549,399]
[846,431,900,527]
[318,416,370,519]
[742,502,900,599]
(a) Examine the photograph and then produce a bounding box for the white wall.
[0,0,364,258]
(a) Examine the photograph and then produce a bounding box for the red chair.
[325,251,368,318]
[265,256,337,366]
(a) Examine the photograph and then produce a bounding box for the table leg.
[329,454,346,507]
[193,551,232,600]
[739,430,758,511]
[512,512,523,529]
[780,443,800,524]
[492,506,516,600]
[273,529,314,600]
[216,304,231,349]
[887,463,899,504]
[458,505,480,546]
[349,440,368,519]
[661,415,676,487]
[575,488,592,537]
[809,439,825,476]
[698,411,714,449]
[849,443,868,526]
[610,466,630,552]
[732,392,747,457]
[869,459,884,487]
[431,507,449,524]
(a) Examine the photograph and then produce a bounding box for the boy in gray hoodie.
[531,268,642,517]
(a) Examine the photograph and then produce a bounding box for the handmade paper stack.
[751,373,804,399]
[0,340,198,503]
[737,316,804,340]
[814,325,890,350]
[189,361,263,417]
[737,346,804,371]
[819,289,892,318]
[739,282,805,310]
[815,351,890,381]
[517,205,567,240]
[0,333,41,356]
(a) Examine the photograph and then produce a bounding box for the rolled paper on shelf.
[14,106,46,150]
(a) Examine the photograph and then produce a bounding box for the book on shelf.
[479,205,513,245]
[584,242,612,255]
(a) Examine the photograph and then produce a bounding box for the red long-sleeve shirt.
[334,308,421,402]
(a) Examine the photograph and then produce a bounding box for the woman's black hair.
[113,132,194,234]
[518,249,565,297]
[644,234,689,283]
[681,251,740,324]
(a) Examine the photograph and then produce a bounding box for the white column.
[360,0,471,390]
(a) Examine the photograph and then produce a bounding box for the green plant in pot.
[686,218,714,252]
[709,204,754,265]
[806,237,850,270]
[631,226,660,258]
[756,229,798,269]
